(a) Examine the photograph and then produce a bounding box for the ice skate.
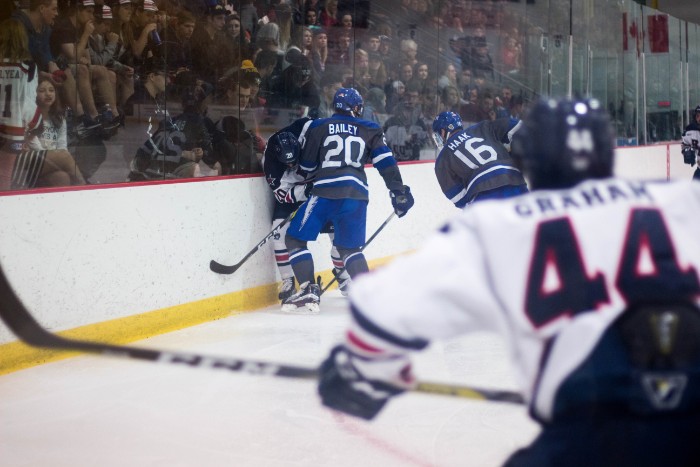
[278,277,296,301]
[281,281,320,314]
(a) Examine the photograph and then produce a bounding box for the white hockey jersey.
[347,178,700,422]
[0,60,40,146]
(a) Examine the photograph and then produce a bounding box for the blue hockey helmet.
[333,87,364,117]
[510,98,614,190]
[270,131,301,166]
[432,111,463,148]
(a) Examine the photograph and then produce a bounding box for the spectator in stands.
[410,61,430,94]
[364,32,380,55]
[122,0,159,71]
[304,7,318,26]
[274,2,293,50]
[354,48,369,80]
[437,62,458,92]
[290,25,313,60]
[163,9,194,76]
[191,3,234,87]
[329,29,352,66]
[26,77,86,185]
[254,49,280,104]
[109,1,133,74]
[457,67,472,97]
[438,84,461,114]
[462,90,496,124]
[0,19,84,190]
[12,0,86,138]
[126,55,167,108]
[383,89,430,161]
[398,61,413,87]
[469,38,495,81]
[241,60,264,108]
[88,5,134,111]
[130,71,214,180]
[385,79,405,114]
[208,71,259,174]
[309,26,328,77]
[499,35,521,75]
[238,0,258,39]
[361,87,386,125]
[339,12,353,31]
[316,71,343,118]
[225,13,253,63]
[51,0,121,135]
[320,0,338,28]
[494,85,513,118]
[268,49,319,115]
[367,52,387,90]
[399,39,418,69]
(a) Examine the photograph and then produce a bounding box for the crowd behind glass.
[1,0,699,189]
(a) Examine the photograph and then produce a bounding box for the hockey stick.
[0,265,524,404]
[210,210,297,275]
[321,212,396,295]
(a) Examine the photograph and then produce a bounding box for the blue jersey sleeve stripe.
[372,149,394,165]
[300,162,318,172]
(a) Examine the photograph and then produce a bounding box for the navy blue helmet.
[333,87,364,117]
[270,131,301,166]
[432,111,463,134]
[510,98,614,190]
[432,111,463,148]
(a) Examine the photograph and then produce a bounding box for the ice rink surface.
[0,290,539,467]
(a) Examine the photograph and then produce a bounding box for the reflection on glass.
[1,0,698,190]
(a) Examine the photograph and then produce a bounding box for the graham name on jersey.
[328,123,358,135]
[514,180,654,217]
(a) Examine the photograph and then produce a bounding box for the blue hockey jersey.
[435,117,526,207]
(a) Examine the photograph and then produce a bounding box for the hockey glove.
[318,345,414,420]
[390,186,414,218]
[682,147,696,166]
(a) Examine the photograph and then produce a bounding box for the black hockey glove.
[682,147,696,166]
[318,345,413,420]
[390,185,414,218]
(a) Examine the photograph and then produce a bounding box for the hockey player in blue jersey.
[282,88,414,313]
[432,111,528,207]
[262,118,351,303]
[318,98,700,466]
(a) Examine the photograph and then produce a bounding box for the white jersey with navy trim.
[346,178,700,422]
[434,117,526,207]
[299,113,404,200]
[0,59,41,148]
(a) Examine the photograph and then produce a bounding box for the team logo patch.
[641,373,687,410]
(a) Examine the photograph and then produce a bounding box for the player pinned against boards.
[432,110,528,207]
[282,87,414,313]
[318,98,700,466]
[262,121,351,305]
[0,19,84,190]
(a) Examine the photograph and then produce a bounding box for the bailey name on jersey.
[328,123,358,135]
[513,179,655,218]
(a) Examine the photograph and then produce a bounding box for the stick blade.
[209,260,238,275]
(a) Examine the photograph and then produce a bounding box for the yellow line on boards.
[0,255,401,376]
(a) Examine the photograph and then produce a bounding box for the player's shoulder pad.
[354,117,381,130]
